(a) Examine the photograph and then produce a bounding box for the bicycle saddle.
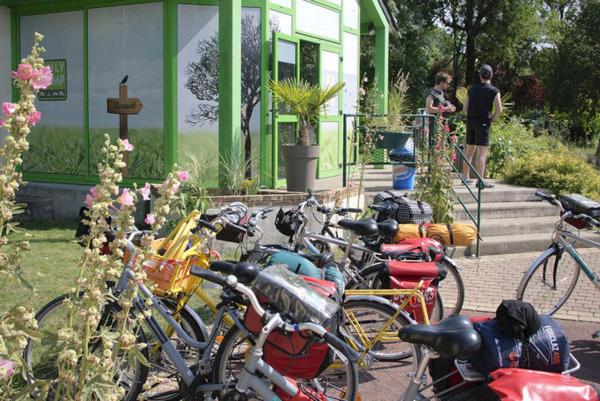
[398,315,481,359]
[207,261,260,284]
[377,219,399,238]
[302,252,335,268]
[337,218,379,237]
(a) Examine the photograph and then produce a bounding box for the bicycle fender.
[161,299,209,342]
[442,255,460,270]
[515,246,559,298]
[343,295,418,325]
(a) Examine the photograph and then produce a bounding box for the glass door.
[318,44,342,178]
[271,33,299,188]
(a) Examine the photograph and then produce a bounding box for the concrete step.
[458,216,560,237]
[454,201,557,221]
[454,185,540,204]
[458,231,600,256]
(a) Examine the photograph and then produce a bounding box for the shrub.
[504,152,600,201]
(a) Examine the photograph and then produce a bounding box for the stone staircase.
[454,180,599,256]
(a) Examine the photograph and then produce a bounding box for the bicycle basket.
[204,202,249,243]
[142,254,202,296]
[252,264,339,325]
[275,208,302,237]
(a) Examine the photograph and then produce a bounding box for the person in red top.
[462,65,503,188]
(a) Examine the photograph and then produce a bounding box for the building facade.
[0,0,392,190]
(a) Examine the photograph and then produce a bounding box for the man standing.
[462,65,503,188]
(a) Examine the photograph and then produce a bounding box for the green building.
[0,0,393,206]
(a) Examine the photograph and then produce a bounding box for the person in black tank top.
[462,65,503,188]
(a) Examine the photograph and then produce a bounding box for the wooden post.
[107,76,143,178]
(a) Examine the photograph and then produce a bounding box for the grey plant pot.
[282,144,320,192]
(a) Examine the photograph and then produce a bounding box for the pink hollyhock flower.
[27,111,42,126]
[84,194,94,208]
[122,139,134,152]
[117,188,134,207]
[11,63,34,81]
[2,102,17,116]
[177,171,190,182]
[358,87,366,96]
[450,135,457,143]
[0,359,15,383]
[139,182,151,201]
[451,152,457,162]
[443,124,450,133]
[144,214,155,225]
[90,187,98,198]
[172,182,181,194]
[31,66,53,90]
[438,105,446,113]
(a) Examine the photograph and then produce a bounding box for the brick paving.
[454,248,600,322]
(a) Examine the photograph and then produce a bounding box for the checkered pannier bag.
[373,190,433,224]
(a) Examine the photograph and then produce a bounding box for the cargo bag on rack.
[373,190,433,224]
[380,238,444,262]
[393,224,427,242]
[244,265,340,379]
[489,368,600,401]
[471,319,524,374]
[384,261,446,323]
[521,314,570,373]
[425,224,478,247]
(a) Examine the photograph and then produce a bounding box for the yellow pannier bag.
[393,224,427,242]
[425,224,478,247]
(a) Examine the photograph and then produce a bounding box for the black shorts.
[466,120,491,146]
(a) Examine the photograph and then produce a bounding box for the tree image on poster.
[39,59,67,100]
[184,13,261,178]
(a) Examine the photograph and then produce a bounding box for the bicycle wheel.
[140,298,207,401]
[437,256,465,317]
[341,298,421,362]
[24,293,148,401]
[349,262,447,323]
[212,324,358,401]
[517,246,580,315]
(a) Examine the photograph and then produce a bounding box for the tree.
[185,14,262,179]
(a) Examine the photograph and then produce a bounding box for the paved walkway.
[454,248,600,322]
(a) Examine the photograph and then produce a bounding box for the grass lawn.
[0,220,82,313]
[0,219,225,321]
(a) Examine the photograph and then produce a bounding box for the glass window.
[177,4,219,186]
[269,10,292,37]
[343,33,359,114]
[241,7,262,178]
[297,0,340,41]
[321,50,339,115]
[276,39,296,114]
[300,41,319,86]
[277,122,296,180]
[88,3,163,180]
[271,0,292,8]
[20,11,85,175]
[343,0,359,29]
[320,121,339,172]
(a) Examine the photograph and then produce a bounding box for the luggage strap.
[446,224,454,245]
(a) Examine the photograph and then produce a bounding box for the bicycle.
[25,233,360,401]
[516,191,600,316]
[395,314,587,401]
[267,193,463,318]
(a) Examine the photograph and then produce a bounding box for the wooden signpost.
[107,76,143,177]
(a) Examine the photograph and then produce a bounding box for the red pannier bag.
[489,368,599,401]
[386,260,446,322]
[381,237,444,262]
[244,272,340,380]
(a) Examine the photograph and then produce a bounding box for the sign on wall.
[39,59,67,101]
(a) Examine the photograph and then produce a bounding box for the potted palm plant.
[269,78,344,192]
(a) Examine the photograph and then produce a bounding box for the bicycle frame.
[555,228,600,287]
[115,245,333,400]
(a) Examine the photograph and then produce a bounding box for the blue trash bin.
[392,164,416,190]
